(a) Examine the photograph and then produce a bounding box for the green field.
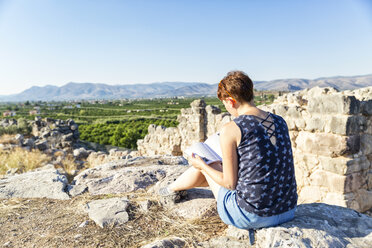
[0,94,276,149]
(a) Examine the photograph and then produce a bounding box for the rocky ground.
[0,195,225,248]
[0,156,372,248]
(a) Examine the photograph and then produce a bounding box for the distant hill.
[0,74,371,101]
[253,74,372,91]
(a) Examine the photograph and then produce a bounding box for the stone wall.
[0,117,81,152]
[260,86,372,212]
[137,86,372,212]
[31,117,80,151]
[137,99,232,157]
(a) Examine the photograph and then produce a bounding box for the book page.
[204,132,222,159]
[184,142,221,164]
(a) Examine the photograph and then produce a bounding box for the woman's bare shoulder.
[220,121,240,137]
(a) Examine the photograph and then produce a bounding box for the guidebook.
[184,133,223,164]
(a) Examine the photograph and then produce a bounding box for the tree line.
[79,118,178,149]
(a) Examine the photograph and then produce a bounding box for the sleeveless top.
[233,113,297,217]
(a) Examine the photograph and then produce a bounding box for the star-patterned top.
[233,113,298,217]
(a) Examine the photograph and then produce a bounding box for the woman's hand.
[189,153,207,170]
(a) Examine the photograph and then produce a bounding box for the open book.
[184,133,222,164]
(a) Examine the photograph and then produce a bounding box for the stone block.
[84,197,130,228]
[310,170,344,192]
[355,189,372,212]
[323,115,366,135]
[361,134,372,155]
[293,159,313,188]
[323,192,348,207]
[304,115,325,132]
[148,124,156,133]
[306,86,339,98]
[205,105,221,114]
[284,118,296,130]
[155,126,166,132]
[273,104,289,117]
[35,140,48,151]
[295,131,360,157]
[361,100,372,115]
[180,108,192,115]
[298,186,324,203]
[308,94,360,115]
[293,152,319,173]
[191,108,205,115]
[286,106,303,118]
[318,155,370,175]
[345,171,366,192]
[294,118,306,130]
[190,99,206,108]
[309,170,364,193]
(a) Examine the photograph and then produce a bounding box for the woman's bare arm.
[190,121,240,190]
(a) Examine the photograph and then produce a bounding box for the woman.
[159,71,297,229]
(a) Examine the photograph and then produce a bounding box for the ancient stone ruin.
[0,117,93,174]
[137,100,232,156]
[31,117,80,151]
[137,86,372,213]
[1,117,81,152]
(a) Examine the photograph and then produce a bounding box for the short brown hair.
[217,71,254,102]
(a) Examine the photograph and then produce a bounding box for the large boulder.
[69,156,189,196]
[70,156,217,219]
[0,166,69,200]
[198,203,372,248]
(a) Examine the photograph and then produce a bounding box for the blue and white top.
[233,113,297,217]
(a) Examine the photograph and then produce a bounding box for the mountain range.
[1,74,371,102]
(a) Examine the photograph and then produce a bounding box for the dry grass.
[53,150,65,157]
[58,154,79,175]
[0,134,17,145]
[0,144,85,180]
[100,199,226,247]
[0,147,52,175]
[0,195,228,248]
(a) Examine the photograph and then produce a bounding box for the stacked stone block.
[137,125,182,156]
[31,117,80,151]
[178,99,208,152]
[261,86,372,212]
[137,99,232,157]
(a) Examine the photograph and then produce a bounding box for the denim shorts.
[217,187,296,229]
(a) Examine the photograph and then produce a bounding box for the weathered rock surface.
[171,188,216,219]
[1,152,372,247]
[86,148,135,168]
[0,166,69,200]
[141,237,186,248]
[69,156,189,196]
[199,203,372,248]
[70,155,217,219]
[150,186,216,219]
[84,197,130,228]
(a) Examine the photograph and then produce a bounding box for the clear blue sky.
[0,0,371,94]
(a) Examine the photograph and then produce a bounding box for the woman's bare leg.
[168,162,223,194]
[168,166,208,191]
[200,163,223,199]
